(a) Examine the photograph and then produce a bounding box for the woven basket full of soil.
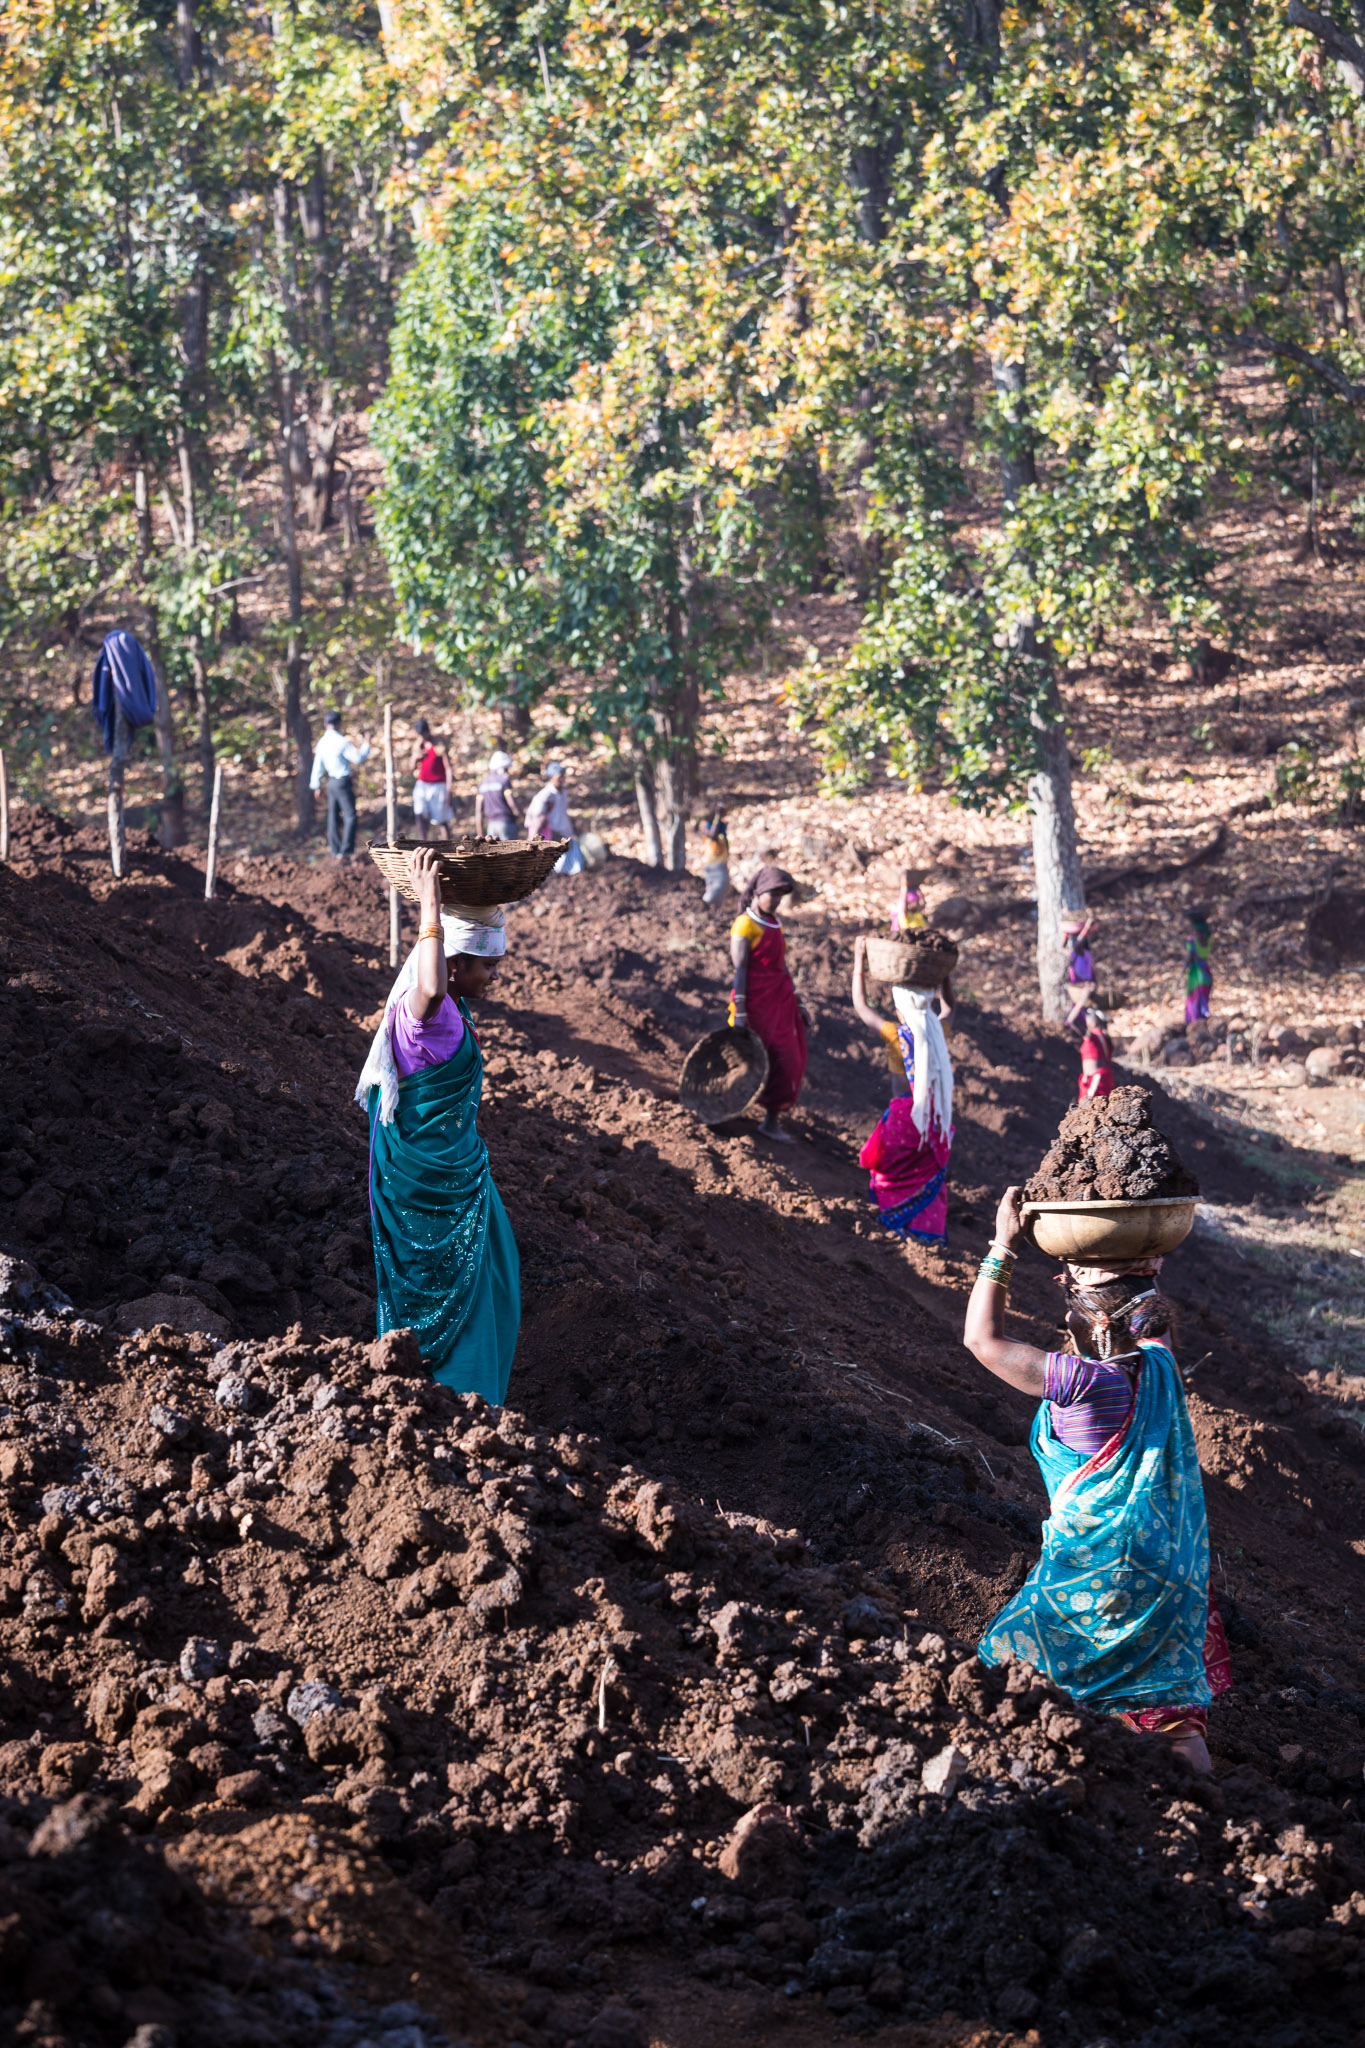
[367,835,568,908]
[1021,1085,1200,1260]
[680,1026,769,1126]
[865,927,959,989]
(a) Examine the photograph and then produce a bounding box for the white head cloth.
[355,902,506,1126]
[892,984,954,1140]
[489,749,512,773]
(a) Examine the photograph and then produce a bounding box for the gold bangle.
[417,924,442,942]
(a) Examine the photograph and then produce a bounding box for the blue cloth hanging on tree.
[92,631,158,753]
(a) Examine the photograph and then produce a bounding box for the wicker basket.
[679,1027,769,1127]
[864,931,959,989]
[1021,1196,1198,1261]
[367,835,568,908]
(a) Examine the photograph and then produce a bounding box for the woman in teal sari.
[963,1188,1230,1772]
[356,848,520,1403]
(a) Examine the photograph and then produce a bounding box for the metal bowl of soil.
[1020,1196,1199,1262]
[679,1027,769,1127]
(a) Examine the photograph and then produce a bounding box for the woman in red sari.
[729,866,808,1142]
[851,935,955,1244]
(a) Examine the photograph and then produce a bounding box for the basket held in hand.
[864,931,959,989]
[679,1027,769,1127]
[367,835,568,908]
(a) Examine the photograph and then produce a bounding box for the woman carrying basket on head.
[730,865,808,1142]
[851,935,955,1245]
[964,1189,1230,1772]
[357,848,520,1404]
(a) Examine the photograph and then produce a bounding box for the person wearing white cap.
[356,847,519,1403]
[475,749,521,840]
[525,760,584,875]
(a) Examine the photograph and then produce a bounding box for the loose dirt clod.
[1024,1085,1201,1203]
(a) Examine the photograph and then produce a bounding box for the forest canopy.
[2,0,1364,1008]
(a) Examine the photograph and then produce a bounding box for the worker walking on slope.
[476,749,521,840]
[1184,907,1213,1023]
[357,847,520,1402]
[310,709,372,860]
[525,761,584,874]
[729,865,808,1143]
[408,719,454,842]
[850,933,955,1245]
[964,1186,1230,1774]
[701,808,730,908]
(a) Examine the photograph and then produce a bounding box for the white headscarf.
[489,749,512,773]
[356,903,506,1125]
[892,985,954,1139]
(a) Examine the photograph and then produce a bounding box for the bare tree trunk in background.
[651,542,699,874]
[134,464,186,847]
[1030,689,1085,1024]
[634,757,663,868]
[190,651,214,815]
[298,160,339,532]
[176,0,212,533]
[279,445,313,836]
[654,756,688,872]
[991,353,1084,1025]
[272,182,315,837]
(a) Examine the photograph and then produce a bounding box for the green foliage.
[1273,736,1324,809]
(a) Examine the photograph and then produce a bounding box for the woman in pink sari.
[851,935,954,1245]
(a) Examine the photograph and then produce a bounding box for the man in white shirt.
[309,710,372,858]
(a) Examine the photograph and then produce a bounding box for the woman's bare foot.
[758,1116,794,1144]
[1169,1728,1213,1774]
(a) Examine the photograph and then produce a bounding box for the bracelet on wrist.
[417,923,442,942]
[988,1240,1018,1263]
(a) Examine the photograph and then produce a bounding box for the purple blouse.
[392,993,465,1077]
[1043,1352,1137,1456]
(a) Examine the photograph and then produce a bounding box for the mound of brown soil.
[3,1304,1363,2046]
[3,808,1365,2043]
[1023,1086,1201,1203]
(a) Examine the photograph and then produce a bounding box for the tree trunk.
[304,387,339,534]
[655,754,688,872]
[992,349,1084,1021]
[635,758,663,868]
[176,0,212,522]
[279,451,313,836]
[190,650,214,815]
[1029,676,1086,1025]
[272,179,314,837]
[134,463,186,847]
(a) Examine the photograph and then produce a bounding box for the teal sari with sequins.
[367,1001,519,1403]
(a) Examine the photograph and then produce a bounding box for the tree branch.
[1287,0,1365,95]
[1257,328,1365,401]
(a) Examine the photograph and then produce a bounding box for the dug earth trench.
[1,813,1364,2048]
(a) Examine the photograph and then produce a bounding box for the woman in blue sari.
[963,1188,1229,1772]
[355,849,520,1403]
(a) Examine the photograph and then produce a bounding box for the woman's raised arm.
[962,1186,1048,1395]
[407,849,449,1020]
[850,934,885,1032]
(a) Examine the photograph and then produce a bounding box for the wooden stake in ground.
[384,699,399,968]
[205,760,224,901]
[107,706,130,881]
[0,748,9,863]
